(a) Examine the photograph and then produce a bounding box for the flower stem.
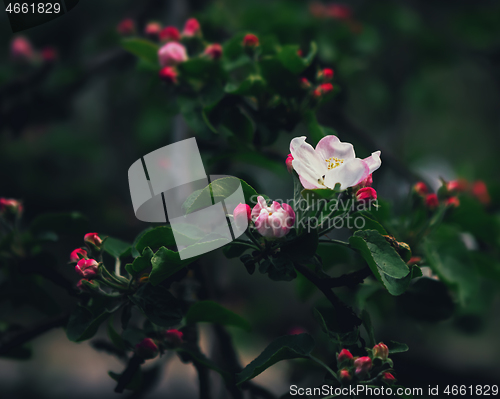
[309,355,340,383]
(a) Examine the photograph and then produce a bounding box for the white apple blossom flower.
[290,136,381,190]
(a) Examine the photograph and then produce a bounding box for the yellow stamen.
[325,157,344,170]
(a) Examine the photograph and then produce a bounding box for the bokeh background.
[1,0,500,398]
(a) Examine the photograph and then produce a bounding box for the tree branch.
[325,267,372,288]
[294,263,362,332]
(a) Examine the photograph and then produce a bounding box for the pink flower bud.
[10,37,34,62]
[312,83,334,98]
[159,26,180,42]
[326,4,352,20]
[251,196,295,238]
[318,68,334,81]
[145,22,162,40]
[447,179,468,192]
[165,329,183,345]
[446,196,460,208]
[75,259,99,279]
[337,349,354,363]
[84,232,102,247]
[425,193,439,209]
[242,34,259,47]
[204,43,223,60]
[41,47,57,63]
[286,154,294,173]
[406,256,421,266]
[356,187,377,204]
[382,372,396,384]
[135,338,159,359]
[0,198,23,215]
[233,203,251,231]
[70,248,88,263]
[299,77,311,90]
[159,66,178,84]
[117,18,135,36]
[372,342,389,360]
[339,368,352,382]
[357,173,373,188]
[354,356,372,376]
[413,182,428,196]
[182,18,201,37]
[158,42,188,67]
[472,180,490,205]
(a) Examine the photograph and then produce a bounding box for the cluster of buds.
[335,343,396,385]
[232,195,296,239]
[300,68,335,100]
[70,233,104,289]
[413,178,490,210]
[10,36,58,65]
[134,329,184,360]
[0,198,23,217]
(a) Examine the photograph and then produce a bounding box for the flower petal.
[316,135,356,161]
[363,151,381,174]
[324,158,369,190]
[290,137,327,183]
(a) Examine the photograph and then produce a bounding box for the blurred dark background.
[1,0,500,398]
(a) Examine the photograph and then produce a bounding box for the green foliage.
[236,334,315,384]
[121,38,159,66]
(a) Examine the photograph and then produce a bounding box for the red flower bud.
[70,248,88,263]
[76,279,98,292]
[446,196,460,208]
[84,232,102,247]
[382,372,396,384]
[299,77,311,90]
[288,326,307,335]
[117,18,135,36]
[233,203,251,231]
[75,259,99,279]
[312,83,334,98]
[10,36,34,62]
[165,329,183,345]
[182,18,201,38]
[145,22,162,40]
[0,198,23,216]
[337,349,354,363]
[407,256,421,266]
[135,338,159,359]
[354,356,372,376]
[297,49,303,57]
[286,154,294,173]
[339,368,352,382]
[447,179,468,192]
[472,180,490,205]
[425,193,439,209]
[326,4,352,20]
[356,187,377,204]
[204,43,223,60]
[372,342,389,360]
[159,26,180,42]
[243,34,259,47]
[318,68,334,82]
[159,66,178,84]
[413,182,428,196]
[41,47,57,63]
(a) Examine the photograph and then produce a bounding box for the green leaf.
[121,38,159,66]
[225,75,266,97]
[220,106,254,144]
[125,247,154,276]
[66,305,112,342]
[103,237,131,258]
[134,226,177,254]
[236,334,314,385]
[277,42,317,74]
[129,284,183,327]
[222,242,253,259]
[349,230,411,296]
[183,177,258,214]
[386,340,409,354]
[360,310,376,348]
[179,346,232,383]
[185,300,251,331]
[301,185,342,201]
[351,211,388,235]
[107,318,128,351]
